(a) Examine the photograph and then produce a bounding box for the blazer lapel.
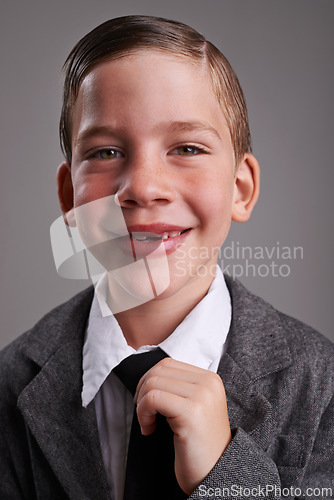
[219,276,293,450]
[17,288,110,499]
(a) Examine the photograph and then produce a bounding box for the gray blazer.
[1,276,333,499]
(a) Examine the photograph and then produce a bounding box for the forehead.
[72,50,230,142]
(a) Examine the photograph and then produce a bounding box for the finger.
[136,375,200,405]
[136,389,192,435]
[135,359,216,400]
[153,357,210,374]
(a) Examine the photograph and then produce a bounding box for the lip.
[118,223,192,259]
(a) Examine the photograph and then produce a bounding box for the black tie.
[113,349,187,500]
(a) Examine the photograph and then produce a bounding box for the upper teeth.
[161,231,182,240]
[132,230,185,242]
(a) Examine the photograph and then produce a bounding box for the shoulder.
[0,286,94,398]
[225,274,334,352]
[224,274,334,392]
[275,306,334,365]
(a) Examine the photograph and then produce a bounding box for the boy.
[0,15,333,500]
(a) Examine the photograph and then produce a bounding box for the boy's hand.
[134,358,231,495]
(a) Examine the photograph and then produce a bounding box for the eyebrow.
[75,125,124,145]
[76,120,222,145]
[163,120,222,141]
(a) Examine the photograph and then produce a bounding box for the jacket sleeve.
[189,427,283,499]
[189,395,334,500]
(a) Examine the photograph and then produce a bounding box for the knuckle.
[150,361,164,376]
[203,372,224,395]
[146,388,161,407]
[211,373,225,391]
[144,375,159,392]
[158,357,171,368]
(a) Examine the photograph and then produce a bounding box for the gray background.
[0,0,333,349]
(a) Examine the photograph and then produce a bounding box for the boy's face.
[58,50,258,302]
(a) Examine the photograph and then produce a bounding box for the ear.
[232,153,260,222]
[57,161,76,227]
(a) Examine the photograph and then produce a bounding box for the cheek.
[199,182,235,251]
[72,171,114,208]
[192,175,235,225]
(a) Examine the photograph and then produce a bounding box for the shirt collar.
[82,266,231,407]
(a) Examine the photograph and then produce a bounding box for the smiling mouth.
[130,229,190,243]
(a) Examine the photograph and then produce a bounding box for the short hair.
[60,15,252,167]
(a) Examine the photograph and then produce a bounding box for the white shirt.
[82,266,231,500]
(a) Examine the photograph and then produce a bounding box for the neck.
[112,272,215,349]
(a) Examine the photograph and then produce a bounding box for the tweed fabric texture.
[0,276,333,499]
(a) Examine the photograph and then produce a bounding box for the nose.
[115,155,176,208]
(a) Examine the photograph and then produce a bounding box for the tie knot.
[113,348,169,396]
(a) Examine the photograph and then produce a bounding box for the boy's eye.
[170,145,206,156]
[94,149,120,159]
[177,146,199,156]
